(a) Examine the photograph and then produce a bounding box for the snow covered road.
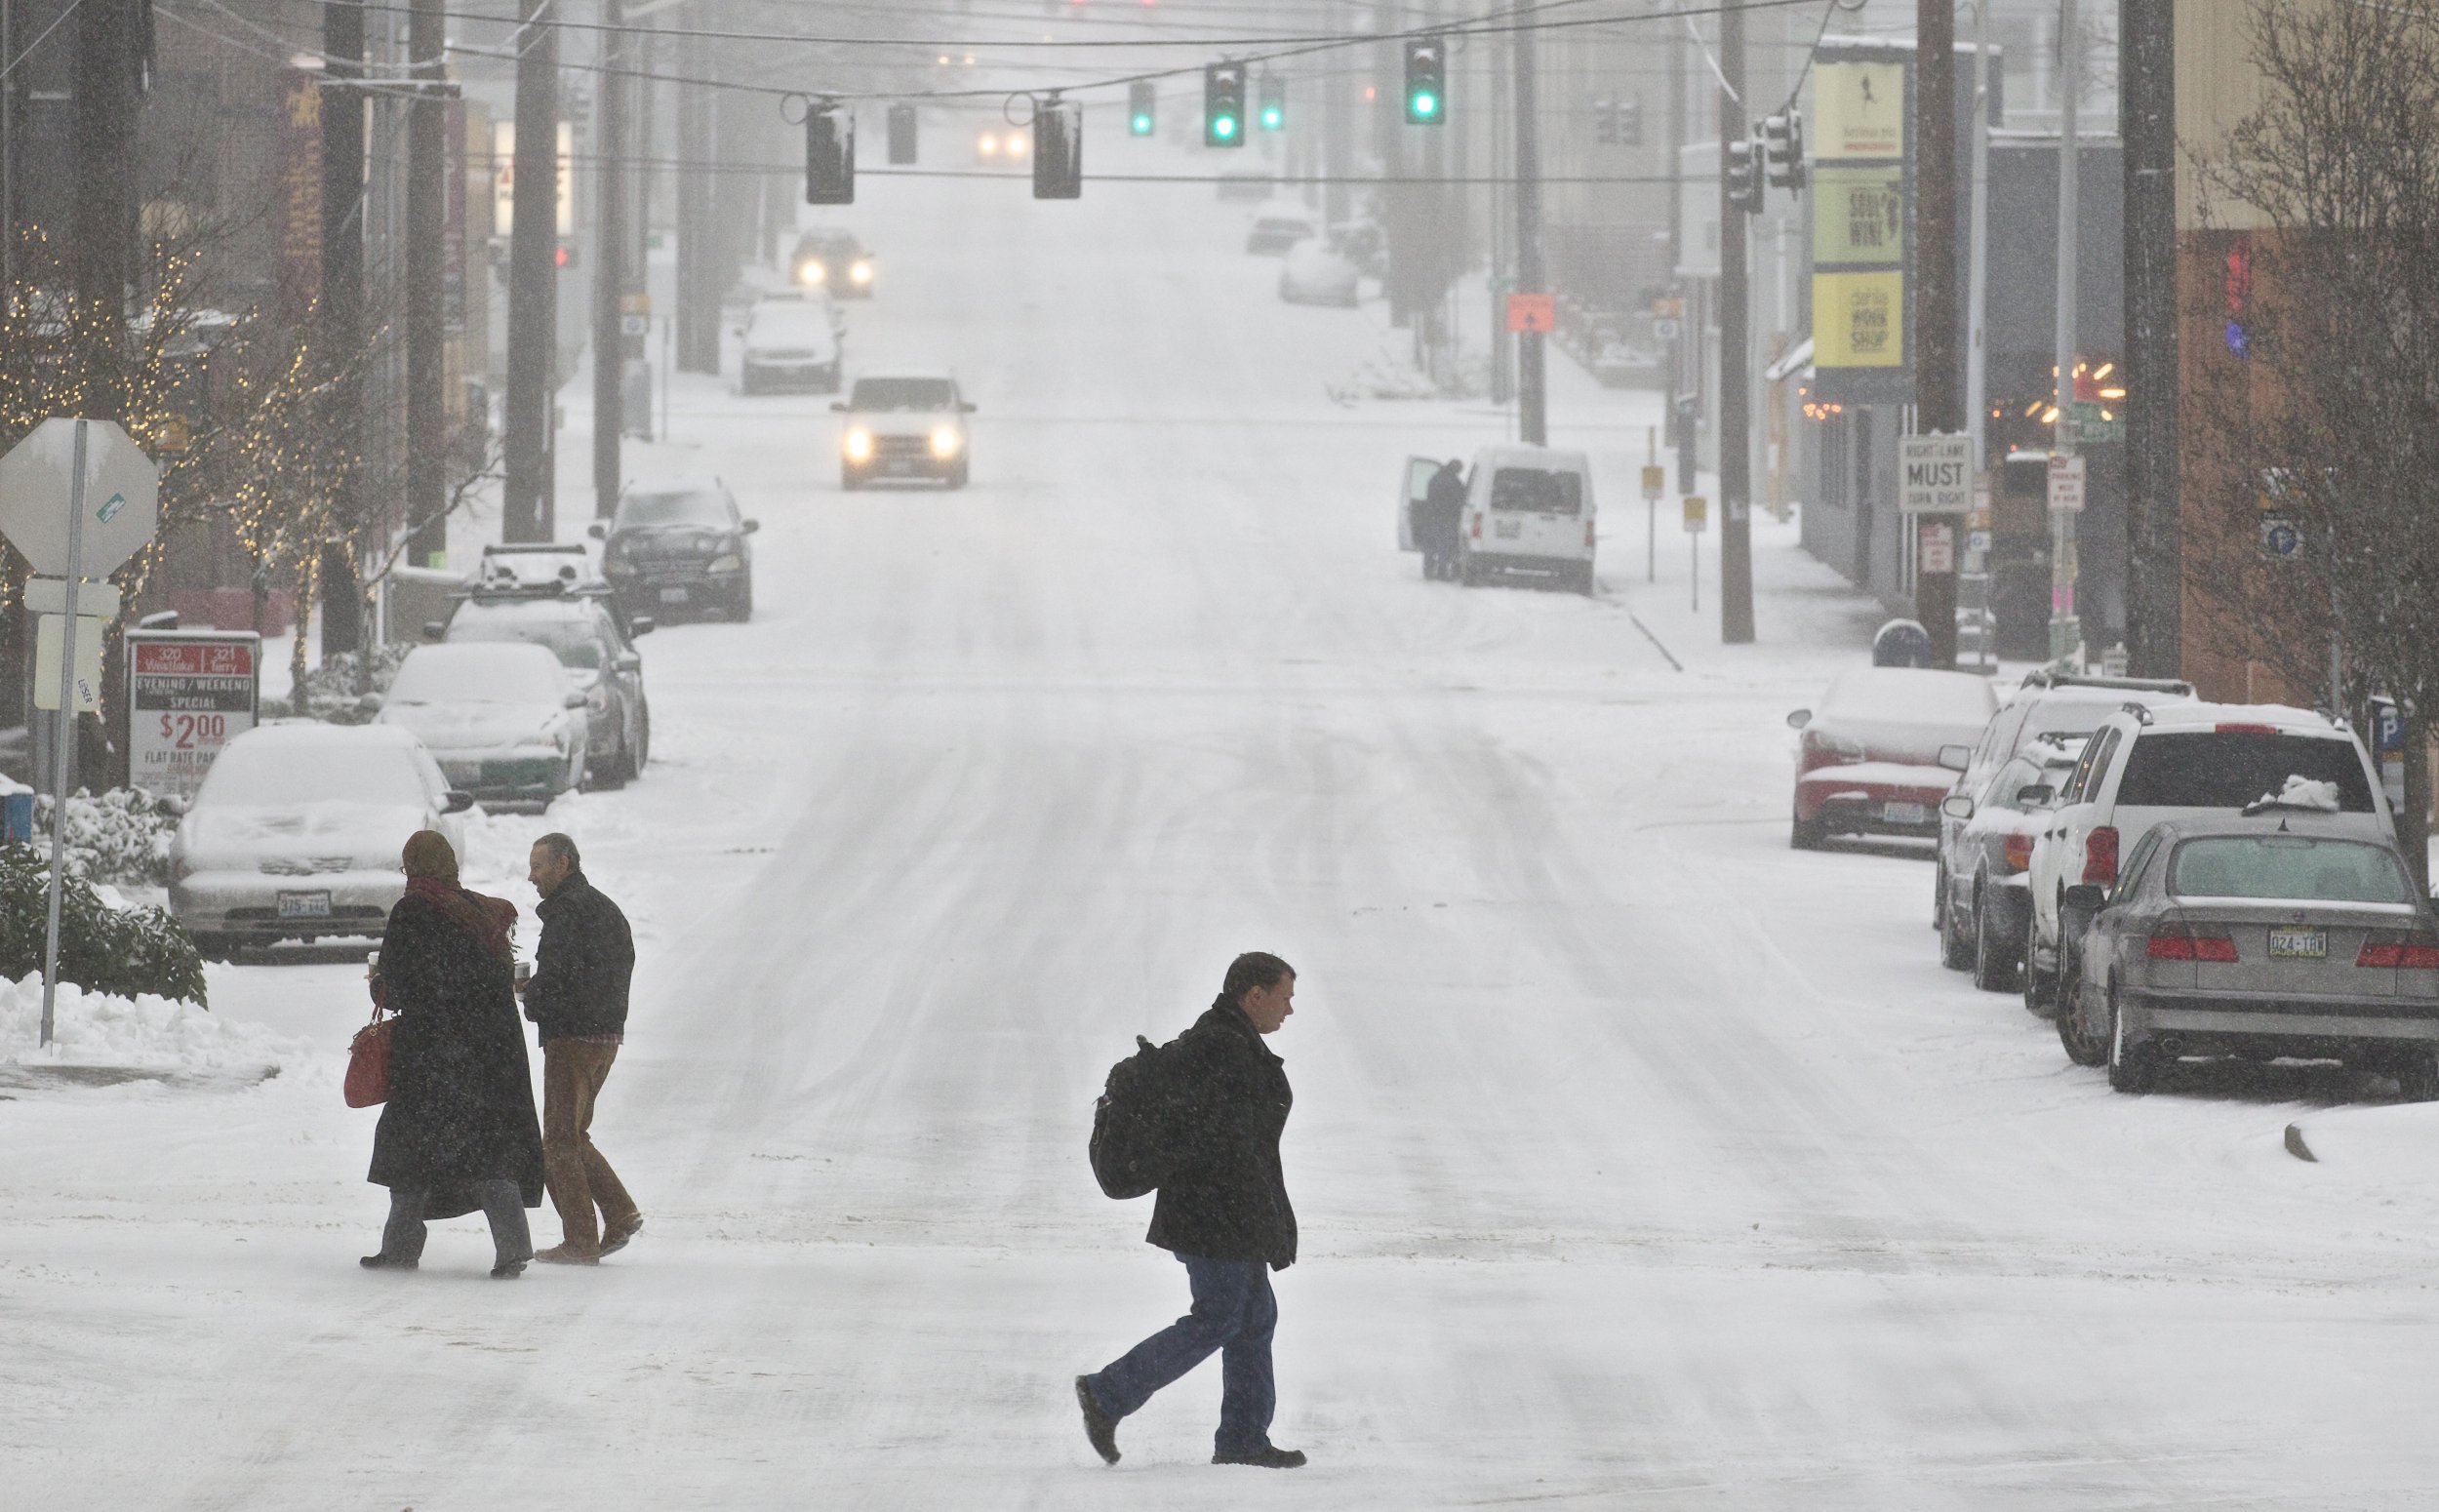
[8,140,2439,1509]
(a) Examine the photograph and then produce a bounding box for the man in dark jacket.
[520,833,643,1265]
[1421,457,1468,580]
[1077,952,1303,1470]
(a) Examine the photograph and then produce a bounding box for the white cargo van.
[1457,444,1596,594]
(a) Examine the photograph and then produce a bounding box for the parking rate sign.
[129,631,260,800]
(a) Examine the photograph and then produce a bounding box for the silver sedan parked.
[2056,811,2439,1095]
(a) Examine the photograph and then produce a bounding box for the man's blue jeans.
[1084,1253,1277,1454]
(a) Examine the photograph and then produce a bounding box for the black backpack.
[1090,1035,1189,1199]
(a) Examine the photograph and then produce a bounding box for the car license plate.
[1882,801,1927,825]
[277,890,332,920]
[886,458,918,475]
[1495,519,1523,538]
[659,586,688,604]
[2269,927,2328,960]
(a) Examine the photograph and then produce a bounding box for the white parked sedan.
[375,642,588,805]
[168,723,472,955]
[1277,236,1360,306]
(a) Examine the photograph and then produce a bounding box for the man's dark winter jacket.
[1146,1002,1297,1270]
[522,872,634,1040]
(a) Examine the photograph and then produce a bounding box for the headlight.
[796,259,824,285]
[709,553,743,573]
[850,260,872,285]
[929,425,963,458]
[1008,134,1028,158]
[844,426,874,462]
[977,132,998,156]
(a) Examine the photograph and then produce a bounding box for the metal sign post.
[38,421,88,1049]
[0,416,163,1048]
[1641,439,1664,584]
[1683,495,1708,614]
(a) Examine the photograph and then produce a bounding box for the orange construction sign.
[1505,293,1555,334]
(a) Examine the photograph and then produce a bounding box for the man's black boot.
[1214,1445,1306,1468]
[1075,1376,1120,1465]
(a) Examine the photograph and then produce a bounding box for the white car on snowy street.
[1456,444,1597,593]
[167,723,471,956]
[834,373,976,489]
[1277,236,1361,306]
[374,642,589,806]
[739,294,844,395]
[2020,699,2395,1017]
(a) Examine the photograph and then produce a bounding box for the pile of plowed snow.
[0,973,298,1072]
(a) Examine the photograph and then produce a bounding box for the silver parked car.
[2056,809,2439,1095]
[436,585,652,786]
[168,724,471,957]
[1936,741,2084,991]
[376,642,588,805]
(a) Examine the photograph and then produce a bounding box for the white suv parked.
[2020,700,2395,1014]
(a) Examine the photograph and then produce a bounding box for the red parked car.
[1786,666,1998,849]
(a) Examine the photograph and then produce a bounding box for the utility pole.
[404,0,448,570]
[503,0,559,543]
[2121,0,2179,679]
[1717,1,1752,643]
[3,0,15,298]
[1914,0,1962,666]
[1487,19,1511,407]
[591,0,625,520]
[1664,22,1684,481]
[72,0,142,419]
[1965,0,1992,465]
[2050,0,2082,662]
[674,30,715,373]
[319,1,367,656]
[1513,8,1545,446]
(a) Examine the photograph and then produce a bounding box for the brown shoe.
[599,1215,644,1257]
[533,1243,600,1266]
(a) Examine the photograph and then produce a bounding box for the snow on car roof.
[1471,443,1592,471]
[1821,665,1998,722]
[2133,700,2339,733]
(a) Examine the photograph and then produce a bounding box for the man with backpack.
[1076,952,1304,1470]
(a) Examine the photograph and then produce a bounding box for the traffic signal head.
[1724,135,1760,215]
[1204,61,1247,146]
[1595,98,1617,144]
[1128,80,1155,137]
[1033,96,1083,200]
[1403,37,1446,125]
[1259,75,1285,132]
[806,101,855,205]
[1617,98,1642,146]
[887,102,918,166]
[1761,108,1805,190]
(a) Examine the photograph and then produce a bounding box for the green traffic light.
[1260,107,1283,130]
[1215,116,1237,139]
[1132,113,1152,135]
[1412,92,1438,117]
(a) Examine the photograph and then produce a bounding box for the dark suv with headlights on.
[789,229,874,298]
[593,481,759,621]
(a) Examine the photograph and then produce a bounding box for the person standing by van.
[1421,458,1468,580]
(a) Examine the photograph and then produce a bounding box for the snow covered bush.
[271,642,414,723]
[36,787,180,887]
[0,845,207,1007]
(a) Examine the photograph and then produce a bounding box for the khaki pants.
[542,1039,639,1253]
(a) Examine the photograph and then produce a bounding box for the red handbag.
[345,1004,392,1108]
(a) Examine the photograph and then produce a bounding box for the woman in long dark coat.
[361,830,546,1278]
